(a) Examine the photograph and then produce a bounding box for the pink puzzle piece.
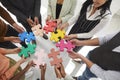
[33,49,47,68]
[32,24,44,36]
[43,21,57,34]
[48,48,63,67]
[56,39,75,51]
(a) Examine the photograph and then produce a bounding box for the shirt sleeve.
[98,31,119,45]
[34,0,41,17]
[68,0,84,25]
[47,0,52,17]
[2,2,28,23]
[90,64,120,80]
[61,0,77,24]
[76,14,112,38]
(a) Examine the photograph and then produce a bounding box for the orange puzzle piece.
[48,48,63,67]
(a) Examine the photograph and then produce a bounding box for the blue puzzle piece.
[18,32,35,43]
[26,32,35,42]
[18,32,28,41]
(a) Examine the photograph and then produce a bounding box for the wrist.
[4,37,10,41]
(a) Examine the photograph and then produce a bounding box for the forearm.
[0,6,15,25]
[11,65,30,80]
[78,54,94,68]
[5,61,21,80]
[78,38,100,46]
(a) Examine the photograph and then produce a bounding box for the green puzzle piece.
[18,43,36,58]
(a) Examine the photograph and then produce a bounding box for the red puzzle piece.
[43,21,57,34]
[48,48,63,67]
[56,39,75,51]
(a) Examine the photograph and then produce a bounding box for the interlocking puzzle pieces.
[32,24,44,37]
[50,29,65,42]
[33,49,47,68]
[43,21,57,34]
[56,39,75,52]
[18,43,36,58]
[18,31,35,43]
[48,48,63,67]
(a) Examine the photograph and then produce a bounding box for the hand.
[70,39,81,46]
[54,65,62,79]
[40,64,46,80]
[59,23,69,30]
[59,64,66,78]
[27,18,35,27]
[68,51,80,59]
[4,36,21,43]
[9,36,21,43]
[12,23,24,33]
[56,19,62,25]
[18,56,27,64]
[34,17,39,25]
[64,34,77,40]
[46,15,51,22]
[26,61,35,68]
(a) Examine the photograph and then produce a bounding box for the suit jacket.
[0,0,41,23]
[47,0,76,24]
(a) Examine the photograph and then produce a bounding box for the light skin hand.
[70,39,82,46]
[68,51,94,68]
[59,22,69,30]
[64,34,77,40]
[46,15,51,22]
[68,51,80,59]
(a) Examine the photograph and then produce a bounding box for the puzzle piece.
[65,41,75,51]
[48,48,63,67]
[18,43,36,58]
[56,39,75,51]
[43,25,55,34]
[43,21,57,34]
[33,49,47,68]
[18,32,35,43]
[18,32,28,41]
[50,29,65,42]
[32,24,44,37]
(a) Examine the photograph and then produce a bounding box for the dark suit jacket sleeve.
[1,2,28,23]
[34,0,41,17]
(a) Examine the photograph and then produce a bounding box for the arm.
[11,61,34,80]
[1,3,28,23]
[47,0,53,18]
[68,51,94,68]
[0,6,24,33]
[0,6,15,25]
[61,0,77,24]
[34,0,41,17]
[0,48,21,55]
[3,57,25,80]
[70,38,100,46]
